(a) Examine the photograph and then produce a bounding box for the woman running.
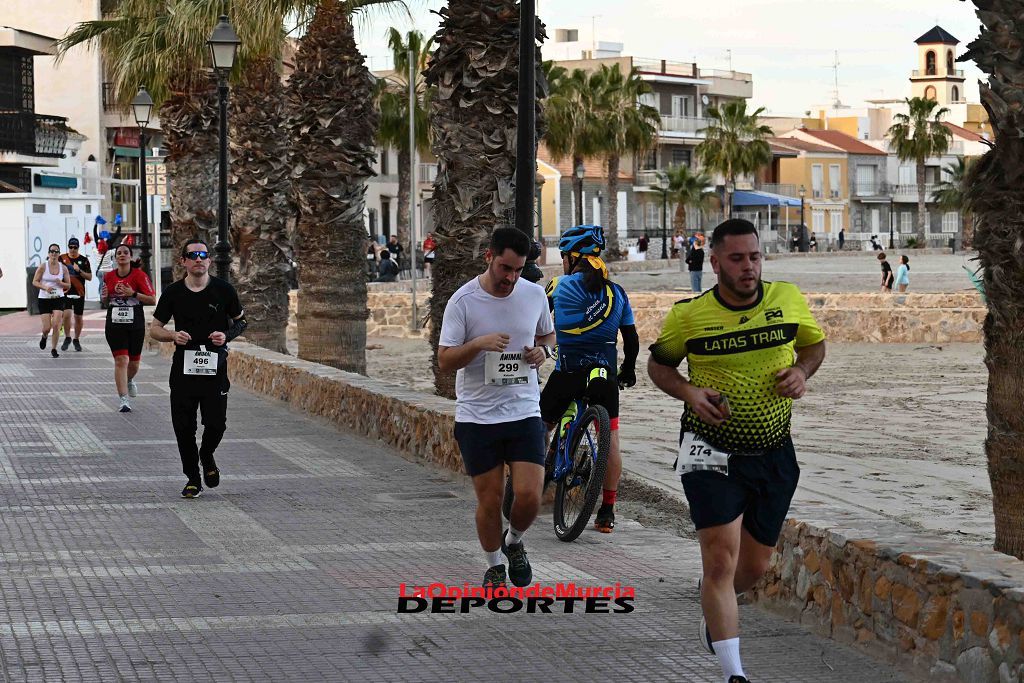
[102,244,156,413]
[32,243,70,358]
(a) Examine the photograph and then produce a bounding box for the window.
[924,212,931,233]
[898,165,916,189]
[645,202,660,229]
[952,86,960,103]
[812,210,825,231]
[639,92,661,114]
[671,148,691,167]
[926,50,936,76]
[640,149,657,171]
[671,95,692,118]
[924,85,937,101]
[32,204,45,214]
[828,164,841,198]
[830,211,843,234]
[942,211,959,233]
[947,50,954,73]
[856,165,877,195]
[85,204,91,213]
[871,208,881,233]
[380,148,389,176]
[811,164,823,197]
[381,199,391,237]
[60,204,72,214]
[901,211,913,233]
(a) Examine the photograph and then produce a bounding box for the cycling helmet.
[558,225,605,256]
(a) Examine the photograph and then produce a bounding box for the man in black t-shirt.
[877,252,894,291]
[60,237,93,351]
[151,239,246,499]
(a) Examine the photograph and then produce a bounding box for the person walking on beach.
[878,252,894,291]
[895,255,910,292]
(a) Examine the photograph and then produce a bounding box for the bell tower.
[910,26,965,105]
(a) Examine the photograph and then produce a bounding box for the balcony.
[756,183,800,198]
[892,183,937,201]
[635,170,665,189]
[633,58,697,78]
[0,112,68,163]
[854,181,889,197]
[912,69,965,78]
[660,115,711,137]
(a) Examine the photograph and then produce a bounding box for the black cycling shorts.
[453,417,546,477]
[679,434,799,547]
[540,368,619,424]
[105,326,145,360]
[63,296,85,316]
[38,298,65,315]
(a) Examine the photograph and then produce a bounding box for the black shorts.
[63,296,85,316]
[453,417,546,477]
[105,326,145,360]
[540,368,619,424]
[680,434,799,547]
[38,298,65,315]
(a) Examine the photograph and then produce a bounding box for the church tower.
[910,26,965,105]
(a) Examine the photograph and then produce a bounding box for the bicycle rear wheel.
[553,405,610,542]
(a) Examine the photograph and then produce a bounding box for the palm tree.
[544,66,602,227]
[423,0,545,398]
[592,63,659,258]
[286,0,400,374]
[887,96,953,244]
[58,0,297,352]
[933,156,974,248]
[961,0,1024,559]
[375,28,433,247]
[666,165,715,232]
[696,100,773,218]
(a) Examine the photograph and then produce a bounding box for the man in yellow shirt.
[648,218,826,683]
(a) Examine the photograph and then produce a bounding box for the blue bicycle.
[503,368,611,542]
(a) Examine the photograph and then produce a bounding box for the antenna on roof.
[829,50,843,109]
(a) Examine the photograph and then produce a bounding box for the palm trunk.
[397,145,411,246]
[230,58,294,354]
[916,159,927,244]
[424,0,546,399]
[286,0,377,374]
[160,80,218,281]
[605,155,620,260]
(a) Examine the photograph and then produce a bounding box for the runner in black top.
[60,237,93,351]
[151,239,246,499]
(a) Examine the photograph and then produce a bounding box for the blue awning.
[33,174,77,189]
[732,190,802,207]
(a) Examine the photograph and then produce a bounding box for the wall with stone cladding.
[754,503,1024,682]
[164,340,1018,682]
[288,290,985,344]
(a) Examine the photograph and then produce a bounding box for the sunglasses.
[184,250,209,261]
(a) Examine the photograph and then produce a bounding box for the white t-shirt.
[439,276,554,424]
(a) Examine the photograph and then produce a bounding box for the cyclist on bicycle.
[540,224,639,533]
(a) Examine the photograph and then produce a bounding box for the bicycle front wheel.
[553,405,610,542]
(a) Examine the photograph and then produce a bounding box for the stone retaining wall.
[288,290,986,345]
[179,341,1017,682]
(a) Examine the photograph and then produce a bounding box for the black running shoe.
[61,337,71,351]
[594,503,615,533]
[39,335,46,350]
[73,339,82,352]
[51,349,59,358]
[203,467,220,488]
[727,677,750,683]
[181,483,202,499]
[482,564,507,590]
[501,535,533,587]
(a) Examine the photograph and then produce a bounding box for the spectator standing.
[376,250,399,282]
[387,235,404,266]
[423,233,437,277]
[838,229,845,250]
[638,234,649,254]
[808,233,818,252]
[685,237,706,292]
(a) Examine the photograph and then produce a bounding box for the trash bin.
[25,266,39,315]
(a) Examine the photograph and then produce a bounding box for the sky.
[354,0,987,116]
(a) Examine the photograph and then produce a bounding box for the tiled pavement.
[0,334,909,682]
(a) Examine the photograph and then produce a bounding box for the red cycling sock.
[602,489,617,506]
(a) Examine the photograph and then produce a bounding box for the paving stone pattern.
[0,337,909,682]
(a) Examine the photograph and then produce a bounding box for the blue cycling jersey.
[546,272,634,372]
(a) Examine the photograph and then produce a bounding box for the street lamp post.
[131,86,153,275]
[574,162,585,225]
[207,15,240,282]
[889,196,895,249]
[657,172,669,260]
[798,184,807,253]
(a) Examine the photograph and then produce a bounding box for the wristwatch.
[542,345,555,359]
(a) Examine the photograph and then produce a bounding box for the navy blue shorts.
[453,417,546,477]
[680,435,800,547]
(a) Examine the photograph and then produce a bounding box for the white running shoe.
[127,379,138,398]
[118,396,131,413]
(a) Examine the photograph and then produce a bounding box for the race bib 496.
[184,347,219,376]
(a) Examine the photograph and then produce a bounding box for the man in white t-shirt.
[438,227,556,590]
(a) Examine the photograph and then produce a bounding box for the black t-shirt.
[60,254,91,297]
[153,277,243,388]
[880,260,893,288]
[686,248,705,272]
